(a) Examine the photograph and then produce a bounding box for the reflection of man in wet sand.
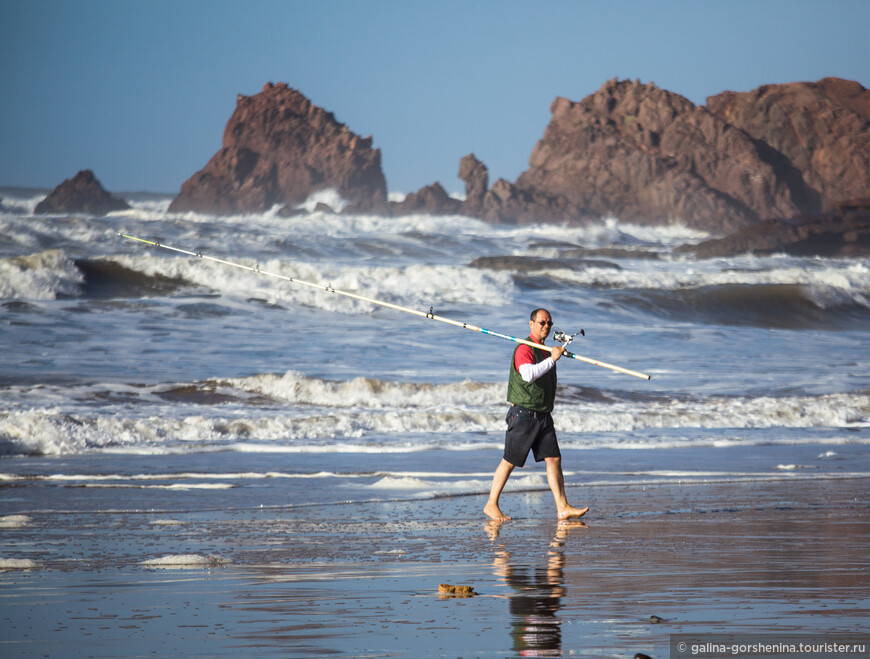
[488,519,587,656]
[484,309,589,522]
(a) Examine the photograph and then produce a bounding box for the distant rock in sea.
[169,82,388,215]
[388,182,461,216]
[35,170,130,216]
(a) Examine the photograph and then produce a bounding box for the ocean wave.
[516,256,870,292]
[292,188,350,213]
[221,370,503,408]
[2,371,865,456]
[0,406,501,457]
[0,189,46,215]
[615,283,870,328]
[0,249,83,299]
[499,216,712,252]
[105,252,516,310]
[74,257,191,298]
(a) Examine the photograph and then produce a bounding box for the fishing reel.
[552,328,584,347]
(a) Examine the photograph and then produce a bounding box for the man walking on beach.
[484,308,589,522]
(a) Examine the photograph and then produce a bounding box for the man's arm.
[515,345,565,383]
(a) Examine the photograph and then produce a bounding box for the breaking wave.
[0,250,84,299]
[1,370,866,456]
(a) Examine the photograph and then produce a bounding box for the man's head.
[529,308,553,344]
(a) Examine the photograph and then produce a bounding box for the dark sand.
[2,476,868,657]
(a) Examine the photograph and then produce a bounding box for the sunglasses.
[535,320,553,326]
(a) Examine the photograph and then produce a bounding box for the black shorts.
[503,405,561,468]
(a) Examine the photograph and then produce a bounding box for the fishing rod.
[117,233,651,380]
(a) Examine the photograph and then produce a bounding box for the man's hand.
[550,345,566,362]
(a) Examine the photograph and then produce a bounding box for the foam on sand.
[0,514,31,528]
[139,554,230,569]
[0,557,41,570]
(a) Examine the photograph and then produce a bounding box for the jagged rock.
[503,79,803,231]
[676,200,870,258]
[169,83,387,215]
[35,170,130,216]
[388,182,461,216]
[421,78,868,233]
[313,202,336,213]
[706,77,870,211]
[458,153,488,213]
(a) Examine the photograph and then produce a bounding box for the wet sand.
[1,476,868,658]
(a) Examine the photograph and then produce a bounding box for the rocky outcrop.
[676,199,870,258]
[403,78,869,237]
[35,170,130,215]
[458,154,488,214]
[503,79,805,231]
[388,182,461,216]
[169,83,387,215]
[706,78,870,212]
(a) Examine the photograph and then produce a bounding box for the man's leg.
[545,457,589,520]
[484,458,515,521]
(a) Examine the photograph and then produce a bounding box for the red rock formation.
[706,77,870,211]
[169,83,387,215]
[35,170,130,216]
[388,182,461,216]
[410,78,867,237]
[508,79,804,231]
[458,153,488,214]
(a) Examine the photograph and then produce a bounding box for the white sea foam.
[107,252,515,312]
[223,370,503,408]
[0,190,46,215]
[139,554,230,569]
[0,515,31,528]
[293,188,349,213]
[367,473,546,497]
[500,217,711,252]
[2,371,866,456]
[525,258,870,301]
[0,249,84,299]
[0,558,41,570]
[125,197,173,214]
[83,482,235,490]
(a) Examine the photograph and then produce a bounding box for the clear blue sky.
[2,0,868,195]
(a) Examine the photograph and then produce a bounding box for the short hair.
[530,308,550,321]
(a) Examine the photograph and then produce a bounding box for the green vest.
[506,339,557,413]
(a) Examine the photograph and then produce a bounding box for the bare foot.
[557,505,589,521]
[484,502,512,522]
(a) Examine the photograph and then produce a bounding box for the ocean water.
[1,186,868,534]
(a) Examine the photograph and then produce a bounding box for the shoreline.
[2,474,867,657]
